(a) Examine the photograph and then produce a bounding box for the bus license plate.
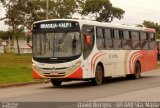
[50,72,59,75]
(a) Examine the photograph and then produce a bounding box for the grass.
[0,53,34,85]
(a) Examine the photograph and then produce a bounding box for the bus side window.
[149,33,156,50]
[96,28,105,50]
[113,29,122,49]
[122,30,132,50]
[104,29,113,49]
[131,31,141,50]
[140,32,149,50]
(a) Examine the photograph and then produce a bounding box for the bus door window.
[82,25,94,59]
[83,34,94,58]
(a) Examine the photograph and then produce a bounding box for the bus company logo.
[52,67,56,70]
[109,54,118,59]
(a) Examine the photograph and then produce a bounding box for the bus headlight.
[76,61,81,67]
[68,60,81,70]
[33,64,40,71]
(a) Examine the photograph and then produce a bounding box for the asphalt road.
[0,69,160,103]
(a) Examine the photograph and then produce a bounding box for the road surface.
[0,70,160,104]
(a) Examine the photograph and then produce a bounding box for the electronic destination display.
[33,21,80,32]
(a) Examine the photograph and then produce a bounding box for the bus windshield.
[33,32,82,59]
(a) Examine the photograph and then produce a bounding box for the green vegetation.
[81,0,125,22]
[0,53,34,84]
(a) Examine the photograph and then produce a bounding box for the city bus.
[26,19,157,87]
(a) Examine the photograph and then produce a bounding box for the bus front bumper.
[32,65,83,79]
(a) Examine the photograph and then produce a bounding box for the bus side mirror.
[26,30,32,48]
[85,35,91,45]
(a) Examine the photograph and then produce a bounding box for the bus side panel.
[145,50,157,71]
[129,50,157,74]
[141,50,157,72]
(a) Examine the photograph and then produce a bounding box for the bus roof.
[33,19,156,33]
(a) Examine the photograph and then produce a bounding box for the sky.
[0,3,8,31]
[111,0,160,25]
[1,0,160,31]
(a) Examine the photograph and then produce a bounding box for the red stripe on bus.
[92,54,105,72]
[32,68,45,79]
[67,67,83,79]
[91,52,103,72]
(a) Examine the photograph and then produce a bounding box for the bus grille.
[43,72,65,77]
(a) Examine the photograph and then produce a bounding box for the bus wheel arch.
[91,62,104,85]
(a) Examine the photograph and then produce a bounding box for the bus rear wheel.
[91,65,104,85]
[51,79,62,87]
[131,62,141,79]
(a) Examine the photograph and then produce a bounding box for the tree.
[0,0,49,54]
[35,0,79,19]
[0,0,125,54]
[81,0,125,22]
[139,20,160,38]
[0,30,13,39]
[0,0,82,54]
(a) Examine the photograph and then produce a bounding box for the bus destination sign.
[40,22,72,29]
[33,21,80,31]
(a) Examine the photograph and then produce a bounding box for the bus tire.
[91,65,104,85]
[131,62,141,79]
[51,79,62,87]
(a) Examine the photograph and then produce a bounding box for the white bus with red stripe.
[28,19,157,87]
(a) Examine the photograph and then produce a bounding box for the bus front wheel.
[51,79,62,87]
[91,65,104,85]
